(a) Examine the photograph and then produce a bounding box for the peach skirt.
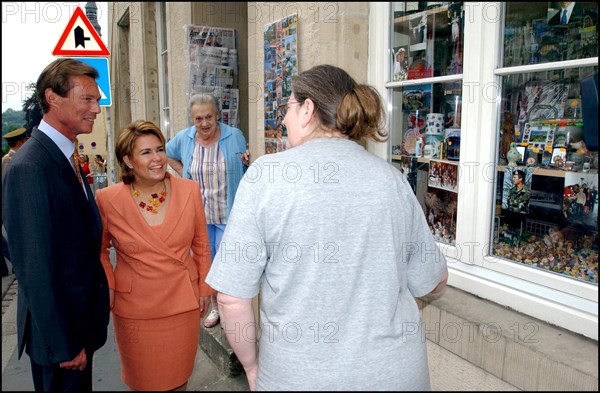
[113,309,200,391]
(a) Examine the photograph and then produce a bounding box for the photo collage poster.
[263,14,298,154]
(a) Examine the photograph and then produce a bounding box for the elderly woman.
[166,93,249,328]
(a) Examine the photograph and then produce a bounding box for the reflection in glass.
[493,67,598,284]
[503,2,598,67]
[390,81,463,245]
[390,2,464,81]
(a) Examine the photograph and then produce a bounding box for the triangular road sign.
[53,6,110,57]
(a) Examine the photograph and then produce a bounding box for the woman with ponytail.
[207,64,448,391]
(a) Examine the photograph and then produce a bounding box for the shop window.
[389,2,464,245]
[493,2,598,285]
[156,2,171,138]
[503,2,598,67]
[391,2,464,80]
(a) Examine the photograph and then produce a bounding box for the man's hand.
[59,349,87,371]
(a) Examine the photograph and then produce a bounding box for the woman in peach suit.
[95,120,213,391]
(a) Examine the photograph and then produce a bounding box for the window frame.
[156,2,171,139]
[369,2,598,340]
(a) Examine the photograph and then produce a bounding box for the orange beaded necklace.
[132,180,168,215]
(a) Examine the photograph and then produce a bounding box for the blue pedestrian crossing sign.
[74,57,112,107]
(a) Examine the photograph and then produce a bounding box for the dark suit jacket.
[548,2,584,26]
[2,127,109,367]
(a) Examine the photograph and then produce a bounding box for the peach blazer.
[95,174,215,320]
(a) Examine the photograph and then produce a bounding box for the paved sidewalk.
[3,260,520,391]
[2,269,249,391]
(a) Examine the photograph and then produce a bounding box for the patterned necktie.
[561,10,568,25]
[72,146,84,187]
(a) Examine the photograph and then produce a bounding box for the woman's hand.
[109,288,114,310]
[244,362,258,391]
[240,144,251,166]
[198,296,211,318]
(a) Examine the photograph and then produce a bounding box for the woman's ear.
[123,155,133,169]
[301,98,315,128]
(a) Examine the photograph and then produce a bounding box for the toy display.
[494,224,598,284]
[425,187,457,244]
[494,170,598,284]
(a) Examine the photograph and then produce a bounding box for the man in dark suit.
[2,58,110,391]
[548,2,584,26]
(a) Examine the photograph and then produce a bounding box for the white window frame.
[369,2,598,340]
[156,2,171,139]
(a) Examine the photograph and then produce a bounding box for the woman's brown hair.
[291,64,388,142]
[115,120,167,184]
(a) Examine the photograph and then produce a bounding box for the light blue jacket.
[166,122,247,220]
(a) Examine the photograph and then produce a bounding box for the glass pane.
[163,108,171,137]
[390,2,464,82]
[162,53,169,106]
[159,2,168,49]
[390,81,463,245]
[493,66,598,285]
[503,2,598,67]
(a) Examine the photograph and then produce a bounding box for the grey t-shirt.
[206,138,447,390]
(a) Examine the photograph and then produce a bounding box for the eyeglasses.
[194,113,215,123]
[280,99,302,117]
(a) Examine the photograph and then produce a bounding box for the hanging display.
[185,25,240,127]
[263,14,298,154]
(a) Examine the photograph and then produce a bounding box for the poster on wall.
[186,25,238,87]
[263,14,298,154]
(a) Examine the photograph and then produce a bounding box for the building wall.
[247,2,372,158]
[166,3,192,138]
[106,4,598,389]
[77,115,108,161]
[111,3,248,141]
[189,3,249,141]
